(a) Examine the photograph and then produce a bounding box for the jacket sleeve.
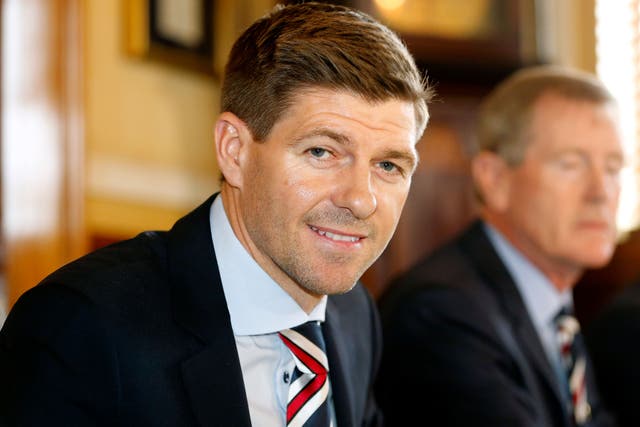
[0,283,119,427]
[587,298,640,427]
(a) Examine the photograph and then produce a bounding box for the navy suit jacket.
[586,280,640,427]
[0,195,383,426]
[375,221,614,426]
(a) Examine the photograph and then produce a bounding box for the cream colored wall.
[85,1,216,239]
[84,0,274,240]
[85,0,218,238]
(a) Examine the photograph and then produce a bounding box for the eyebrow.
[291,128,352,147]
[383,149,420,173]
[556,147,625,160]
[291,127,419,171]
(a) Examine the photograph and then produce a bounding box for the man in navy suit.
[587,278,640,427]
[376,66,622,426]
[0,3,432,426]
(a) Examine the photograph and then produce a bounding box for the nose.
[331,165,377,219]
[586,163,616,204]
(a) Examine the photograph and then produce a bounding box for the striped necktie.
[555,307,591,425]
[279,321,331,427]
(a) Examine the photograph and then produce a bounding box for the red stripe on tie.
[279,332,329,423]
[280,334,325,374]
[286,372,327,423]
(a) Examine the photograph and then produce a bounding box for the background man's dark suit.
[587,279,640,427]
[375,221,613,426]
[0,195,382,426]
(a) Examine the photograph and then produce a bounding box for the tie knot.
[555,307,581,341]
[293,321,327,352]
[279,321,329,375]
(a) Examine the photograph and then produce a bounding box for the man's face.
[500,93,624,274]
[233,88,418,302]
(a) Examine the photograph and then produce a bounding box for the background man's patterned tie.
[555,307,591,425]
[279,321,331,427]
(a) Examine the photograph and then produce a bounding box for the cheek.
[282,162,331,202]
[533,191,583,247]
[516,172,572,215]
[508,183,562,236]
[377,184,411,228]
[286,180,324,207]
[610,186,622,212]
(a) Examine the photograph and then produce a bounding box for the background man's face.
[501,92,624,274]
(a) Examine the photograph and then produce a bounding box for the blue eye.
[380,161,397,172]
[309,147,328,158]
[558,159,580,169]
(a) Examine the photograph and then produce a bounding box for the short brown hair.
[476,65,616,165]
[221,2,432,141]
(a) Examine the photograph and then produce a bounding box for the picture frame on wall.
[124,0,215,75]
[285,0,543,85]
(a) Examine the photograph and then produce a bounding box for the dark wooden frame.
[396,1,534,67]
[306,0,542,85]
[125,0,215,75]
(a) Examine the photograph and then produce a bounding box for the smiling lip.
[309,225,365,243]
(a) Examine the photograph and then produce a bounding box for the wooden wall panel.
[2,0,85,307]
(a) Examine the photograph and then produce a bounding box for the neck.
[482,211,582,292]
[219,184,323,314]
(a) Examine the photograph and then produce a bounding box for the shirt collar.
[210,196,327,336]
[483,223,572,329]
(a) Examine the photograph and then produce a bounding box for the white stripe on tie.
[280,328,329,370]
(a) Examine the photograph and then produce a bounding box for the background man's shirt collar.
[484,222,572,331]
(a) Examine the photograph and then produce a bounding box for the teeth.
[310,226,360,242]
[324,230,359,242]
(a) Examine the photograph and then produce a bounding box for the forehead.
[526,93,622,154]
[275,87,418,141]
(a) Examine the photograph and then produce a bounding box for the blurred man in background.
[377,65,621,426]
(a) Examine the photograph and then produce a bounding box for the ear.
[214,112,252,188]
[471,151,512,212]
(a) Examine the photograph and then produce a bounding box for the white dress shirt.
[484,223,573,402]
[210,196,334,426]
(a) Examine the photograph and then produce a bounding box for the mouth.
[578,220,611,229]
[577,220,615,236]
[309,225,364,243]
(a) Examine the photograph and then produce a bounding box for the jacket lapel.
[323,299,356,427]
[168,195,252,427]
[460,222,567,418]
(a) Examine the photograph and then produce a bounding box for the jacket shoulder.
[44,231,168,294]
[9,231,172,333]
